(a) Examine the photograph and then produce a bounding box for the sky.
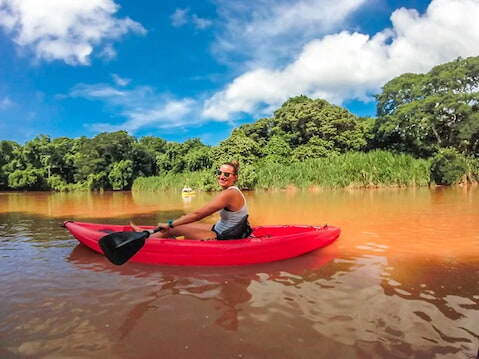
[0,0,479,145]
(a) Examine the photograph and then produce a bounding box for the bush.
[198,170,217,191]
[465,157,479,183]
[237,164,258,190]
[430,148,467,185]
[47,175,68,191]
[8,168,46,190]
[109,160,134,190]
[132,151,432,191]
[87,171,109,191]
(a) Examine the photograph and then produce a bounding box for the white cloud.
[70,84,127,99]
[99,44,117,62]
[192,14,212,29]
[112,74,131,87]
[68,82,200,132]
[204,0,479,120]
[170,7,212,30]
[106,99,197,132]
[0,96,14,110]
[171,8,189,27]
[91,99,197,132]
[0,0,146,65]
[212,0,366,67]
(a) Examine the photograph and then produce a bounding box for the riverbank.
[133,151,436,192]
[2,150,476,193]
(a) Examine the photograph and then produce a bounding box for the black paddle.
[99,227,163,265]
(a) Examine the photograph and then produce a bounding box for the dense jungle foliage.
[1,56,478,191]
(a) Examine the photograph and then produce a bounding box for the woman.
[132,161,251,240]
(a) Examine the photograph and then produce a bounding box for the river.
[0,187,478,358]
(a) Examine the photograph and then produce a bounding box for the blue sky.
[0,0,478,145]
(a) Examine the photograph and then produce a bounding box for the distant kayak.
[181,187,196,196]
[64,221,340,266]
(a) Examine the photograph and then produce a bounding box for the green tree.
[19,135,52,169]
[136,136,167,176]
[108,160,134,190]
[138,136,167,154]
[374,56,479,156]
[47,175,68,191]
[8,168,46,190]
[211,130,263,166]
[261,135,292,164]
[236,96,370,156]
[160,142,186,173]
[49,137,77,183]
[132,143,156,177]
[0,140,20,188]
[238,117,272,147]
[184,146,213,171]
[87,171,109,191]
[70,131,136,187]
[93,131,135,166]
[272,96,369,152]
[430,148,467,185]
[292,136,338,161]
[156,138,208,174]
[69,136,102,183]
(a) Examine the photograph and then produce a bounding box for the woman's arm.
[161,191,232,228]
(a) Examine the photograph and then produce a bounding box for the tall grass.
[132,169,217,192]
[464,156,479,183]
[254,151,431,189]
[132,151,432,192]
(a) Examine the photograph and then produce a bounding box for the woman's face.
[217,164,237,188]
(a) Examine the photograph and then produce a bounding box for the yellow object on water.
[181,187,196,196]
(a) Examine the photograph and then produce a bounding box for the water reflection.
[67,243,339,335]
[0,191,195,219]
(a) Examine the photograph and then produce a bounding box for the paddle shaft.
[151,226,165,234]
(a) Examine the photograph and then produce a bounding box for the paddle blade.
[99,231,149,265]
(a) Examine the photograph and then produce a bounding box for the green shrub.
[465,157,479,183]
[87,171,109,191]
[47,175,67,191]
[132,151,432,191]
[430,148,467,185]
[237,164,258,190]
[109,160,134,190]
[255,150,430,189]
[8,168,46,190]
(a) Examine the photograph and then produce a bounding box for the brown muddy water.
[0,187,478,359]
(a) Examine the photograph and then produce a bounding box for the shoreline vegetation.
[132,151,435,192]
[1,56,478,192]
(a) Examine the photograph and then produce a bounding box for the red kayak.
[64,221,340,266]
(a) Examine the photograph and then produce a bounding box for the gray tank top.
[214,186,248,234]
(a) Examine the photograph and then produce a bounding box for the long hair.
[223,160,240,175]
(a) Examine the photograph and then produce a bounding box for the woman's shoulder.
[223,186,245,210]
[217,186,237,197]
[227,186,245,202]
[220,186,241,200]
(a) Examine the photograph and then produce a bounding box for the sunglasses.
[215,170,235,178]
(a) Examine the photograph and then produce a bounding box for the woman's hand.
[130,221,143,232]
[156,223,170,231]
